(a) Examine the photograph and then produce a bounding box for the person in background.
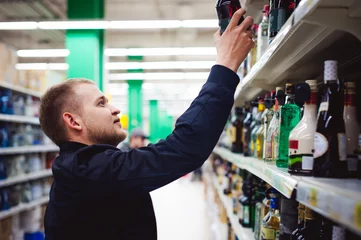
[40,9,254,240]
[118,128,148,151]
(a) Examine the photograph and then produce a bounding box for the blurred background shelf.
[0,114,40,125]
[0,145,59,155]
[0,81,41,98]
[0,169,52,188]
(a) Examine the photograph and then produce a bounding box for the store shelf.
[212,174,254,240]
[297,177,361,236]
[0,145,59,155]
[0,114,40,125]
[0,81,41,98]
[235,0,361,105]
[0,196,49,221]
[0,169,52,188]
[213,147,299,198]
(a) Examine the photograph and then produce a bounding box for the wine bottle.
[343,81,360,177]
[313,61,348,178]
[277,84,301,168]
[251,98,265,157]
[257,94,269,160]
[288,80,317,175]
[263,91,276,160]
[243,102,254,156]
[231,107,245,153]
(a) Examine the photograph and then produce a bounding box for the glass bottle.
[291,203,305,240]
[223,163,233,196]
[266,87,282,162]
[263,91,276,160]
[257,5,270,61]
[288,80,317,175]
[277,84,301,168]
[279,197,298,240]
[243,102,254,156]
[251,98,265,157]
[297,207,320,240]
[261,198,280,240]
[313,61,348,178]
[257,94,269,160]
[343,81,360,177]
[231,107,245,153]
[233,168,243,215]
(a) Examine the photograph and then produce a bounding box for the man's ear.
[63,112,82,131]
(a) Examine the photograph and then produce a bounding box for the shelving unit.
[213,147,361,236]
[235,0,361,105]
[0,145,59,155]
[0,81,42,98]
[0,114,40,125]
[0,196,49,221]
[0,169,52,188]
[212,174,254,240]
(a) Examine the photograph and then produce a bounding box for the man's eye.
[98,101,105,106]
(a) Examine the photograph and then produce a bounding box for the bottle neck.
[285,94,295,104]
[344,92,356,107]
[258,103,265,112]
[262,14,268,21]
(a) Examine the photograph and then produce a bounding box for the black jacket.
[44,65,239,240]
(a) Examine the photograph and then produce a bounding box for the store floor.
[151,174,211,240]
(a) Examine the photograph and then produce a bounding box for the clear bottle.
[313,61,348,178]
[263,91,276,160]
[257,94,269,160]
[343,81,360,177]
[261,198,280,240]
[266,87,282,162]
[251,98,265,157]
[257,5,270,61]
[288,80,318,175]
[277,84,301,168]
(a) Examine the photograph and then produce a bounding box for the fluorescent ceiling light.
[108,72,209,81]
[16,63,69,70]
[105,47,217,56]
[106,61,214,70]
[0,22,38,30]
[38,21,109,29]
[17,49,70,57]
[110,20,182,29]
[182,20,218,28]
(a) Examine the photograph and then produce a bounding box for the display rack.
[235,0,361,104]
[0,169,52,188]
[0,81,42,98]
[0,145,59,155]
[0,196,49,221]
[0,114,40,125]
[213,147,361,236]
[212,174,254,240]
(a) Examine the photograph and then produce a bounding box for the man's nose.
[109,105,121,115]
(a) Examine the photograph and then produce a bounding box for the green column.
[149,100,159,143]
[66,0,104,90]
[127,80,143,133]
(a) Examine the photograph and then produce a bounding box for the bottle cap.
[262,5,270,13]
[324,60,338,81]
[345,81,356,89]
[285,83,295,95]
[305,80,318,91]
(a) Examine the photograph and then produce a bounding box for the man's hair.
[39,78,95,146]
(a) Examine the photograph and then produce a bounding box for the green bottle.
[276,84,300,168]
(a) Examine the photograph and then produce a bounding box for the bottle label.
[261,226,275,239]
[289,140,299,150]
[319,102,329,112]
[256,138,262,153]
[338,133,347,161]
[302,156,314,170]
[314,133,329,158]
[231,126,237,143]
[243,206,250,224]
[273,133,279,160]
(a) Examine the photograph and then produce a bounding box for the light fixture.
[106,61,214,70]
[17,49,70,57]
[16,63,69,70]
[0,22,38,30]
[38,21,109,30]
[109,20,182,29]
[182,20,218,28]
[104,47,217,56]
[108,72,209,81]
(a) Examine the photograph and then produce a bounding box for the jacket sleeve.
[73,65,239,193]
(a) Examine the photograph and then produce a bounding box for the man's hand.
[215,8,254,73]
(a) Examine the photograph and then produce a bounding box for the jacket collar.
[59,141,88,152]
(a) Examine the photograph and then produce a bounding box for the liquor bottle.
[251,97,265,157]
[224,163,233,196]
[291,203,305,240]
[343,81,360,177]
[232,168,243,214]
[288,80,317,175]
[263,91,276,160]
[256,94,270,160]
[250,24,259,68]
[253,181,267,239]
[231,107,245,153]
[216,0,245,34]
[331,224,346,240]
[277,84,301,168]
[261,197,280,240]
[319,218,332,240]
[268,0,294,43]
[313,61,348,178]
[279,197,298,240]
[257,5,270,61]
[297,207,320,239]
[243,102,254,156]
[268,0,278,43]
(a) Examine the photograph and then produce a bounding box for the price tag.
[354,202,361,229]
[309,188,318,207]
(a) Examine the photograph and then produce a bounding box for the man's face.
[74,83,127,146]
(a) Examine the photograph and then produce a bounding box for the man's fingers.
[245,29,253,39]
[239,16,254,32]
[214,29,221,41]
[228,8,246,29]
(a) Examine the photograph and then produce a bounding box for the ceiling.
[0,0,266,118]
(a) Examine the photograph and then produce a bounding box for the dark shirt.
[44,65,239,240]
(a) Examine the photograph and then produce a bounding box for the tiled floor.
[151,175,211,240]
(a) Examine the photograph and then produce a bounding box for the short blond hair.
[39,79,95,146]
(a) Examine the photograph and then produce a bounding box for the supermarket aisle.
[151,175,211,240]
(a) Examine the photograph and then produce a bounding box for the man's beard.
[87,127,127,146]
